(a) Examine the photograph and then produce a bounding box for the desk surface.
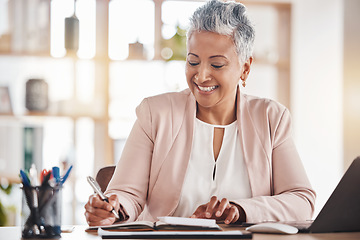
[1,226,360,240]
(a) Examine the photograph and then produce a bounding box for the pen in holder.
[21,182,62,238]
[20,169,62,238]
[20,165,72,238]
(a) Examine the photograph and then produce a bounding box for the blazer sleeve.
[233,108,316,222]
[104,98,153,222]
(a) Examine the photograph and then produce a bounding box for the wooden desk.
[1,226,360,240]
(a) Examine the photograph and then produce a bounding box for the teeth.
[198,85,217,92]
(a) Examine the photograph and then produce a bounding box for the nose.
[195,65,211,83]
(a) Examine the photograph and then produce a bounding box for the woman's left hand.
[190,196,243,224]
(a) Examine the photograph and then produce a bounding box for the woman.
[84,0,315,226]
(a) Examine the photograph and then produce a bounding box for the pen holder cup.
[21,185,62,238]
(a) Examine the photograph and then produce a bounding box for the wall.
[291,0,344,216]
[343,0,360,169]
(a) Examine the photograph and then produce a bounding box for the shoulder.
[135,89,193,134]
[241,93,289,121]
[143,89,191,108]
[242,93,287,113]
[241,93,293,147]
[136,89,192,116]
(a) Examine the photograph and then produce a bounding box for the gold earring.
[241,78,246,87]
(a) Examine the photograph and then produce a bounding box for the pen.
[29,164,39,186]
[87,176,120,219]
[20,169,31,187]
[61,165,73,185]
[52,167,60,183]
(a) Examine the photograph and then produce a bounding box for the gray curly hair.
[187,0,255,63]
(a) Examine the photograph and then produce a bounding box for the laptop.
[289,156,360,233]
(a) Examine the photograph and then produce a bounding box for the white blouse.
[173,118,252,217]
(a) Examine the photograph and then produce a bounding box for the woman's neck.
[196,97,237,126]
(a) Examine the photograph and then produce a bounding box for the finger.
[88,193,98,205]
[191,204,207,218]
[88,219,114,226]
[84,201,93,213]
[205,196,219,218]
[224,206,239,224]
[85,194,118,224]
[89,193,101,206]
[85,197,99,214]
[216,198,230,217]
[85,201,115,220]
[90,194,114,212]
[85,203,117,226]
[85,209,107,223]
[107,194,120,212]
[86,211,116,226]
[85,199,118,224]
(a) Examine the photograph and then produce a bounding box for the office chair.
[95,166,115,192]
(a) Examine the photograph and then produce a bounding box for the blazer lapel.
[147,91,197,217]
[237,87,272,197]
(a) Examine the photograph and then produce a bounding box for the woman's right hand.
[84,194,120,226]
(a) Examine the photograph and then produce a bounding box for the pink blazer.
[105,88,316,223]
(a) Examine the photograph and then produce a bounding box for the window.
[109,0,155,60]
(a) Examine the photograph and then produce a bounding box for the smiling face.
[186,31,251,119]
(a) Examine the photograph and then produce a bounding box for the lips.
[198,85,217,92]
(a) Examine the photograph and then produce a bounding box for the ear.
[241,57,253,80]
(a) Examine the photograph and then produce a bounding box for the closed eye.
[188,61,199,66]
[212,64,224,69]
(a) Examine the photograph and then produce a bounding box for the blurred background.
[0,0,359,226]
